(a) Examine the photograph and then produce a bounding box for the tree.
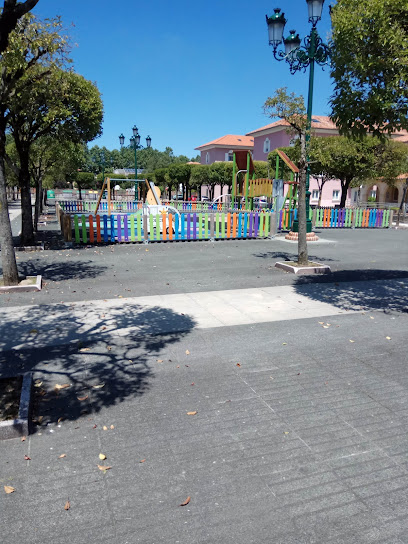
[307,135,407,207]
[0,0,39,53]
[330,0,408,137]
[189,165,209,200]
[264,87,309,265]
[0,5,49,285]
[168,163,191,200]
[6,62,103,244]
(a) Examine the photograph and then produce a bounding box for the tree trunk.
[0,125,19,285]
[19,163,35,246]
[34,177,43,232]
[297,133,308,266]
[78,182,82,201]
[340,180,349,208]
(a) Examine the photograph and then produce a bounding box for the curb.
[0,372,33,440]
[0,275,42,293]
[275,261,331,275]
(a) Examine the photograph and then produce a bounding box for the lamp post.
[119,127,152,201]
[266,0,330,233]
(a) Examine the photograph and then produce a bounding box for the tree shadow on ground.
[252,251,338,263]
[0,302,196,429]
[293,269,408,313]
[16,258,107,282]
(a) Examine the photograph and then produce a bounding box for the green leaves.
[330,0,408,136]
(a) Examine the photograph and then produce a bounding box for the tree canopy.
[330,0,408,136]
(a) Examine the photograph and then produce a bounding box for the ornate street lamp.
[266,0,330,233]
[119,127,152,201]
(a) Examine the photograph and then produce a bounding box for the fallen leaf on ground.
[21,436,26,442]
[370,316,374,320]
[77,395,89,402]
[349,340,355,343]
[4,486,15,494]
[284,432,289,435]
[103,426,108,431]
[58,454,66,459]
[318,322,324,325]
[386,336,391,340]
[29,329,38,334]
[64,500,70,510]
[92,383,105,389]
[92,424,97,429]
[179,496,191,506]
[110,425,114,430]
[191,383,195,386]
[24,455,31,460]
[236,363,241,367]
[98,465,112,472]
[57,417,65,424]
[323,326,330,329]
[157,359,163,363]
[99,453,107,460]
[282,343,287,345]
[106,346,112,351]
[139,459,146,463]
[79,348,90,352]
[187,411,197,416]
[55,384,70,391]
[34,380,43,388]
[185,350,190,355]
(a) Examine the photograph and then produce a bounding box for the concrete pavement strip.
[1,278,406,352]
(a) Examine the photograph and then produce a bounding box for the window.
[263,138,270,154]
[205,152,210,164]
[312,190,319,199]
[332,190,340,200]
[225,150,234,162]
[370,190,377,199]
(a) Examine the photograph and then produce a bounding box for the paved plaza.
[1,221,408,543]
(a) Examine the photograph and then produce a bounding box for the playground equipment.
[230,149,299,211]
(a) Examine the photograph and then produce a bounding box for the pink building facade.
[195,117,408,207]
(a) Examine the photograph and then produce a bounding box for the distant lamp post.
[266,0,330,233]
[119,127,152,201]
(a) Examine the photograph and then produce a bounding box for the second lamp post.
[119,126,152,201]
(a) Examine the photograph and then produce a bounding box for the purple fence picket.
[248,213,253,237]
[117,214,122,242]
[254,212,259,237]
[124,215,129,241]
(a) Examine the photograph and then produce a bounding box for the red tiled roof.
[246,115,338,135]
[195,135,254,150]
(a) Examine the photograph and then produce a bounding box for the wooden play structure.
[94,177,163,215]
[230,149,300,210]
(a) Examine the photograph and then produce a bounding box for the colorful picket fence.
[58,200,143,213]
[67,210,273,244]
[314,207,391,228]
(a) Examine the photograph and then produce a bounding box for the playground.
[54,149,394,246]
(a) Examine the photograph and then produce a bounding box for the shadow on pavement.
[0,303,196,427]
[253,251,338,262]
[17,258,107,282]
[294,269,408,313]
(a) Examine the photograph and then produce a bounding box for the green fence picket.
[74,215,80,243]
[221,213,225,238]
[137,213,142,241]
[130,215,135,241]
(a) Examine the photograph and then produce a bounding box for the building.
[195,117,408,208]
[195,135,254,165]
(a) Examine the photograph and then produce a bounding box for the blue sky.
[33,0,334,158]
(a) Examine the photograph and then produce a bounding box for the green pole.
[275,155,279,179]
[245,152,250,208]
[232,153,236,207]
[304,27,317,233]
[134,142,138,202]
